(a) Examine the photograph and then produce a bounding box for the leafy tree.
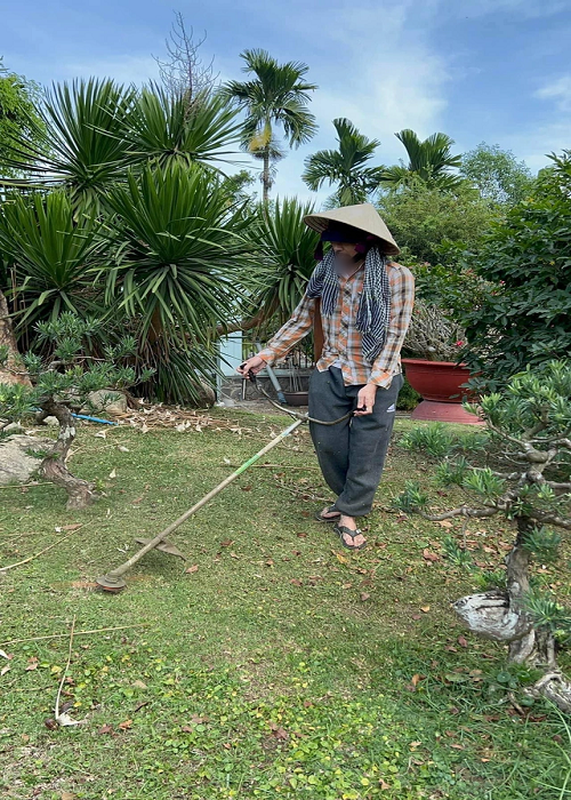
[378,129,463,190]
[460,143,535,207]
[0,58,44,179]
[377,178,496,265]
[302,118,383,206]
[396,361,571,711]
[222,49,318,203]
[459,150,571,391]
[0,314,153,509]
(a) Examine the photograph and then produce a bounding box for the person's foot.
[319,506,341,521]
[337,514,367,549]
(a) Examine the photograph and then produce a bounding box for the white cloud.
[268,0,451,201]
[535,75,571,112]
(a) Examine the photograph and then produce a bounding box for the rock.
[0,435,53,485]
[81,390,128,417]
[2,422,24,434]
[42,416,60,427]
[189,382,216,408]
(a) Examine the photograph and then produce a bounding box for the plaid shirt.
[258,261,415,388]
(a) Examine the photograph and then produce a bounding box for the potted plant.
[402,299,481,424]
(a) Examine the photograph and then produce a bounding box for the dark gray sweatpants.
[308,367,403,518]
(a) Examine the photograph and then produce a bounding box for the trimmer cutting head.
[95,573,127,592]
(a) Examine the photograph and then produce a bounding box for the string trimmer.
[95,370,358,593]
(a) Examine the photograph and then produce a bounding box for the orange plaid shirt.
[258,261,415,388]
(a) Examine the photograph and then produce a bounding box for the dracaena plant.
[395,360,571,711]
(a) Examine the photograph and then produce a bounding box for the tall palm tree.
[302,118,383,206]
[379,129,462,190]
[222,49,318,203]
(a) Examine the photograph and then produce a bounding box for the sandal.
[315,506,341,524]
[334,523,367,551]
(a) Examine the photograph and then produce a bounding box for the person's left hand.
[354,383,378,416]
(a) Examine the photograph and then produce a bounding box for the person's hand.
[354,383,378,416]
[237,355,266,379]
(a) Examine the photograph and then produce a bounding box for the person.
[239,203,414,550]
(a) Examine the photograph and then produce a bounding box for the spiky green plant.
[0,191,106,330]
[1,78,137,210]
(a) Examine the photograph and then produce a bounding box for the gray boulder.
[0,435,53,485]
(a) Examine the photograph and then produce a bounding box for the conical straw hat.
[304,202,400,256]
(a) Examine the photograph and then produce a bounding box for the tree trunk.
[38,398,97,510]
[0,288,30,387]
[262,149,271,205]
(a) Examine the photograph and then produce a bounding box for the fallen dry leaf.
[458,636,468,648]
[185,564,199,574]
[132,680,147,689]
[360,592,371,602]
[97,724,114,735]
[423,549,440,563]
[420,605,431,613]
[379,778,390,790]
[61,792,76,800]
[108,469,117,479]
[0,665,10,677]
[290,578,303,587]
[220,539,234,548]
[118,719,132,731]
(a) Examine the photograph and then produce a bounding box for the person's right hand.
[237,355,266,379]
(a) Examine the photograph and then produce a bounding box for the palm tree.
[302,118,384,206]
[222,49,318,203]
[379,129,462,190]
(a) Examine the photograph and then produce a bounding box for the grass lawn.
[1,409,570,800]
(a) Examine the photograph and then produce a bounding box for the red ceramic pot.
[402,358,483,425]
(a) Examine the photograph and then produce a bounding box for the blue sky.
[2,0,571,203]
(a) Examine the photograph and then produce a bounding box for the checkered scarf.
[306,246,391,361]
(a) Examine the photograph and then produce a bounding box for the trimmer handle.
[239,363,257,384]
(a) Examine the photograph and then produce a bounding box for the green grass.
[1,410,570,800]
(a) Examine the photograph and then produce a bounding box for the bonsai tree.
[0,313,153,509]
[396,360,571,711]
[403,298,465,362]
